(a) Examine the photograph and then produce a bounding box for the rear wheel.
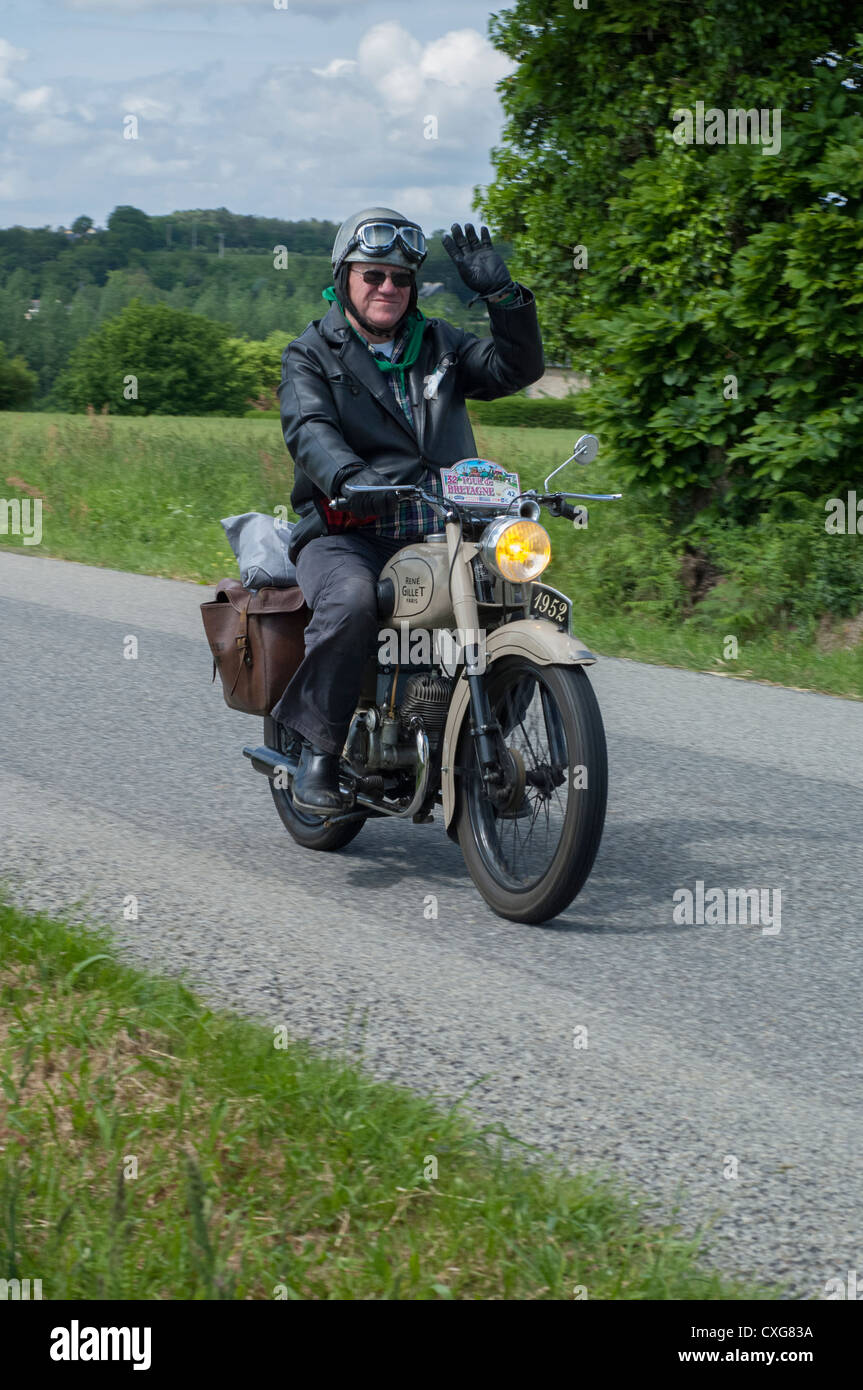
[263,717,367,852]
[456,659,607,923]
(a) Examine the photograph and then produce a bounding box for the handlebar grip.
[560,501,588,525]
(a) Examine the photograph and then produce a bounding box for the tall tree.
[479,0,863,516]
[105,206,158,266]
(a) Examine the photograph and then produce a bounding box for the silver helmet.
[331,207,428,278]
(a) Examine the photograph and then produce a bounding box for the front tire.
[263,717,367,852]
[455,660,607,923]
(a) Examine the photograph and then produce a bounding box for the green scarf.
[322,285,427,391]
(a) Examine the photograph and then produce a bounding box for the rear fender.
[440,620,596,832]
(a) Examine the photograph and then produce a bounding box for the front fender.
[440,620,596,831]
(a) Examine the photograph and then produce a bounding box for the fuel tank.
[376,534,455,630]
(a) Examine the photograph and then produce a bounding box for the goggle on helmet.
[339,220,427,275]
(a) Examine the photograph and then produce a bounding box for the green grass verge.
[1,412,860,698]
[0,899,771,1301]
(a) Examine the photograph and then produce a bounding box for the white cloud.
[357,22,422,84]
[14,85,53,113]
[420,30,512,89]
[0,18,512,228]
[311,59,358,79]
[64,0,240,6]
[0,36,27,101]
[389,183,478,228]
[120,152,194,176]
[0,37,27,66]
[351,22,513,118]
[28,117,87,146]
[120,95,173,120]
[62,0,372,11]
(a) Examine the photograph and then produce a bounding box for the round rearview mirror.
[573,434,599,465]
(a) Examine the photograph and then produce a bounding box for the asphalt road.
[1,548,861,1297]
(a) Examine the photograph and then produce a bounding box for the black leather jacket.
[278,289,545,562]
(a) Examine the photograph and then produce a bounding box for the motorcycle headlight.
[480,517,551,583]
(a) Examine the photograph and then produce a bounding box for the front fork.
[445,517,512,804]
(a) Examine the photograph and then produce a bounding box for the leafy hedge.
[247,398,587,428]
[467,396,585,429]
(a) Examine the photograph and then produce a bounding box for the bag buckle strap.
[228,596,254,695]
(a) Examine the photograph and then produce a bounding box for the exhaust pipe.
[243,744,300,780]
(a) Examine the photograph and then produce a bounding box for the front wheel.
[455,659,607,923]
[263,717,367,852]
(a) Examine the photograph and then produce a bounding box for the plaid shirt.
[324,320,445,542]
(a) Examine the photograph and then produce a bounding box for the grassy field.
[1,411,861,698]
[0,898,772,1300]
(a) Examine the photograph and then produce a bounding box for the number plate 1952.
[530,584,572,630]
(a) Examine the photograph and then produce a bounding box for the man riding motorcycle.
[272,206,545,812]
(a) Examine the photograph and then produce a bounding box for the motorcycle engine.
[399,672,453,744]
[347,671,453,774]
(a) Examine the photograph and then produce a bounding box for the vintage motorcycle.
[243,436,621,924]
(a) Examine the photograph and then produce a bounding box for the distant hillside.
[0,205,507,407]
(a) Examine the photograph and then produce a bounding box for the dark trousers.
[270,531,408,756]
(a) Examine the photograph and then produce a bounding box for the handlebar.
[330,481,622,515]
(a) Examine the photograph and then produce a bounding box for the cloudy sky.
[0,0,516,233]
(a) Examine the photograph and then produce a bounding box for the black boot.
[291,741,345,814]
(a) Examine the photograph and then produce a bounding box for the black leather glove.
[441,222,513,300]
[332,465,394,518]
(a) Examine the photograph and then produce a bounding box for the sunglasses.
[351,267,414,288]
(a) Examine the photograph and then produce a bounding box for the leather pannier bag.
[201,577,310,717]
